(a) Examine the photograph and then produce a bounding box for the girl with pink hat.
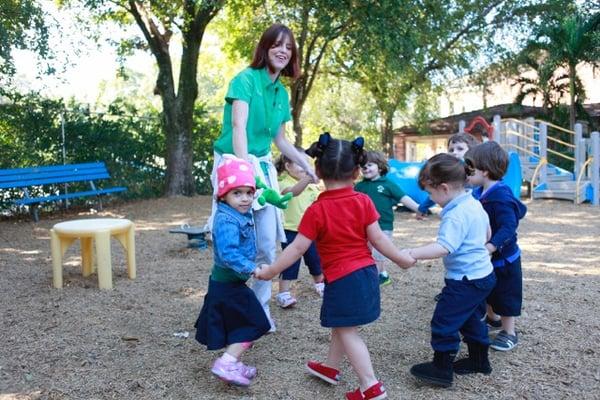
[194,155,270,387]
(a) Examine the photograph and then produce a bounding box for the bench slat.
[0,162,107,177]
[0,172,111,189]
[14,187,127,205]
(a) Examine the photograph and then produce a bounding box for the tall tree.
[335,0,530,156]
[60,0,224,196]
[525,11,600,128]
[511,51,572,114]
[0,0,49,82]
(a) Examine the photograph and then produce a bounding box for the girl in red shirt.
[255,132,415,400]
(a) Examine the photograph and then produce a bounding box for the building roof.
[395,103,600,136]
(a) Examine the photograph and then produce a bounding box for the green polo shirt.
[214,67,292,157]
[354,175,406,231]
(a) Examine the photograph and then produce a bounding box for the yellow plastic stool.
[50,218,136,289]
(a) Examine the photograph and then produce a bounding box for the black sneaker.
[486,316,502,331]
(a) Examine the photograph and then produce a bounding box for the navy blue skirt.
[320,265,380,328]
[195,278,270,350]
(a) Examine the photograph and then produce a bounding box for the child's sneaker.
[486,316,502,331]
[346,381,387,400]
[306,360,340,385]
[379,272,392,286]
[314,282,325,297]
[490,330,518,351]
[235,361,257,379]
[433,292,442,302]
[211,358,251,386]
[275,292,297,309]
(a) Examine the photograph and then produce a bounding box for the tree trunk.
[291,77,307,146]
[128,0,223,196]
[568,63,576,130]
[163,101,195,196]
[381,112,395,159]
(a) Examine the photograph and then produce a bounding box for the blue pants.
[487,257,522,316]
[280,230,322,280]
[431,272,496,352]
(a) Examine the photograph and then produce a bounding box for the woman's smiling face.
[268,33,292,73]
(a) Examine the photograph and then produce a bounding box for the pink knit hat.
[216,155,256,198]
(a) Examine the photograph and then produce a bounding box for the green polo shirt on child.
[354,175,406,231]
[214,67,292,157]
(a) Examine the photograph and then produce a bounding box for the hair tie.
[306,132,331,159]
[351,136,366,166]
[318,132,331,151]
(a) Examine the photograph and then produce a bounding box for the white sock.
[221,352,238,364]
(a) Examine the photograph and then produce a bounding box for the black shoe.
[434,293,442,302]
[486,316,502,331]
[410,351,454,387]
[453,342,492,375]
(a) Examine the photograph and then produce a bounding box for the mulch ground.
[1,196,599,400]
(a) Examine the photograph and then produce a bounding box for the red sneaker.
[346,381,387,400]
[306,360,340,385]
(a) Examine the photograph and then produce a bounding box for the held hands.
[397,249,417,269]
[253,264,276,280]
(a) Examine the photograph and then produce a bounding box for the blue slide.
[504,151,523,199]
[387,159,428,203]
[387,152,523,203]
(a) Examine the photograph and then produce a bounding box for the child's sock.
[221,352,238,364]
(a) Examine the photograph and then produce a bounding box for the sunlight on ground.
[526,262,600,276]
[0,248,42,256]
[0,393,41,400]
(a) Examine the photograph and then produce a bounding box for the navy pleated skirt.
[320,265,380,328]
[195,278,270,350]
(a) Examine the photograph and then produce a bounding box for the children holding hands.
[255,133,414,400]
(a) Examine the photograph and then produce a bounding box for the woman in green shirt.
[210,24,317,332]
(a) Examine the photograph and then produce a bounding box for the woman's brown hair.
[250,24,300,79]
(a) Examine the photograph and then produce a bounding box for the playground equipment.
[388,152,523,203]
[170,224,210,249]
[491,115,599,206]
[389,114,599,207]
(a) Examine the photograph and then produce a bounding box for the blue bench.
[0,162,127,222]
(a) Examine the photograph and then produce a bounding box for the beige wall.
[438,63,600,118]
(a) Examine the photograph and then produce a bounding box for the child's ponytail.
[351,137,367,167]
[306,132,364,180]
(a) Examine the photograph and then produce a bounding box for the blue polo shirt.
[437,191,493,280]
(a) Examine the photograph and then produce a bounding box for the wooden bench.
[0,162,127,222]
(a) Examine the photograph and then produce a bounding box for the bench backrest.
[0,162,113,189]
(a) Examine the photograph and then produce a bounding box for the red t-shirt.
[298,186,379,282]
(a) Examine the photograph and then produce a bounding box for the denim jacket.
[212,202,257,278]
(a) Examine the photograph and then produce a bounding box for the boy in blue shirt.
[406,153,496,387]
[466,141,527,352]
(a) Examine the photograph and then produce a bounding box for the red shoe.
[346,381,387,400]
[306,360,340,385]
